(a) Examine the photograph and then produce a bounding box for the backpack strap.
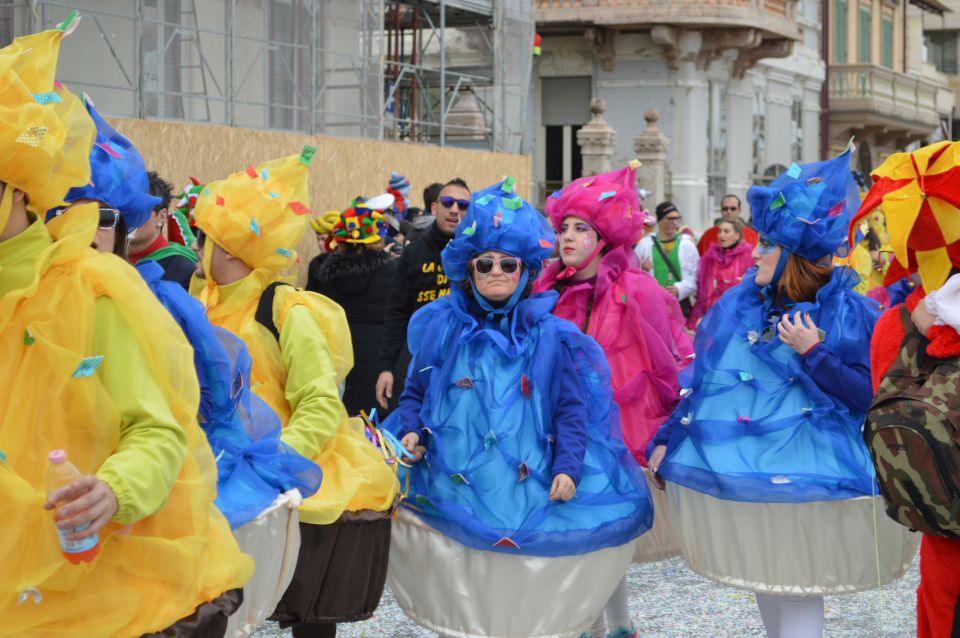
[898,304,915,335]
[256,281,292,341]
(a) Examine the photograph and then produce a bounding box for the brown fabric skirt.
[141,588,244,638]
[272,510,392,627]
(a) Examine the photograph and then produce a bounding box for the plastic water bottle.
[45,450,101,564]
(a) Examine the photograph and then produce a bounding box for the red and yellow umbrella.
[850,140,960,292]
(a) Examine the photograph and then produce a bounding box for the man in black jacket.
[375,178,470,410]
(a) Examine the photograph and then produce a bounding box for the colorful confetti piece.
[249,218,261,236]
[462,221,477,236]
[503,197,523,210]
[493,537,520,549]
[786,163,802,179]
[16,125,48,148]
[598,190,616,201]
[71,355,104,378]
[288,201,311,216]
[275,247,294,257]
[33,92,62,105]
[96,142,122,159]
[502,176,516,193]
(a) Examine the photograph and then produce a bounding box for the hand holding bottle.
[44,474,118,540]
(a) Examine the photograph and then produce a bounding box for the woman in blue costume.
[54,95,322,637]
[647,148,919,638]
[384,178,653,638]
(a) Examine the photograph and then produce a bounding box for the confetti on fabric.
[502,176,516,193]
[268,191,279,198]
[551,190,562,199]
[539,238,553,249]
[215,195,225,206]
[288,201,310,215]
[249,218,261,236]
[493,537,520,549]
[598,191,616,201]
[23,329,35,346]
[786,163,802,179]
[476,194,495,206]
[738,371,753,382]
[484,430,497,449]
[299,145,317,165]
[454,377,474,389]
[769,193,785,210]
[246,165,258,179]
[492,212,503,228]
[275,247,294,257]
[450,473,470,486]
[521,374,531,399]
[95,142,122,159]
[462,221,477,236]
[517,462,529,482]
[33,92,62,105]
[503,197,523,210]
[16,125,48,147]
[71,355,104,378]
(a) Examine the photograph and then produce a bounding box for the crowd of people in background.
[4,15,960,638]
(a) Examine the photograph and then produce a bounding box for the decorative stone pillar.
[576,97,617,176]
[725,74,754,206]
[633,108,670,208]
[669,30,710,231]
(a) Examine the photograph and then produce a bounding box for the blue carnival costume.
[650,149,918,596]
[383,178,652,638]
[59,97,321,528]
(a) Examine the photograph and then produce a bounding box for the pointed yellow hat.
[194,146,315,272]
[0,11,95,218]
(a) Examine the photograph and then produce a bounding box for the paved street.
[254,551,920,637]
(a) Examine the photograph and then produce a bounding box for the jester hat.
[63,96,161,231]
[545,161,644,249]
[193,146,315,272]
[442,176,555,283]
[0,11,96,224]
[850,141,960,292]
[331,205,389,245]
[168,177,203,247]
[747,146,860,261]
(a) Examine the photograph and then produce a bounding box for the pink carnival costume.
[686,240,755,330]
[534,163,692,575]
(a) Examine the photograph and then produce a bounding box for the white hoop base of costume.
[666,483,920,595]
[387,508,636,638]
[226,491,303,637]
[633,468,680,563]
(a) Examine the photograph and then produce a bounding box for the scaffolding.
[0,0,533,154]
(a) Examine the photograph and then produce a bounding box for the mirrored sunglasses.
[439,196,470,211]
[473,256,520,275]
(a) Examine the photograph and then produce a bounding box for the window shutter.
[859,5,872,63]
[835,0,848,63]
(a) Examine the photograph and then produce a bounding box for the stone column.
[633,108,670,208]
[669,30,710,231]
[724,74,754,206]
[576,97,617,176]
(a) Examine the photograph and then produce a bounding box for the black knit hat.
[655,201,678,221]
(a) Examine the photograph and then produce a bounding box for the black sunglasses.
[196,229,206,248]
[721,206,740,212]
[98,208,120,229]
[439,196,470,211]
[473,256,520,275]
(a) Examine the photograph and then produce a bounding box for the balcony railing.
[535,0,798,40]
[829,63,949,130]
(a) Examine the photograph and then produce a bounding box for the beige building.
[826,0,954,174]
[535,0,825,232]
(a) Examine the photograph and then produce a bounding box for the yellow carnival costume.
[0,14,251,638]
[193,148,399,525]
[852,211,892,295]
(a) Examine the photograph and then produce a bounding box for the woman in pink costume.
[686,218,755,330]
[534,163,693,637]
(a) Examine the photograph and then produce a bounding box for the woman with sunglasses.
[685,218,755,331]
[385,178,653,638]
[60,98,323,635]
[647,149,918,638]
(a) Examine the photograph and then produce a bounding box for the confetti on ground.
[253,553,919,637]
